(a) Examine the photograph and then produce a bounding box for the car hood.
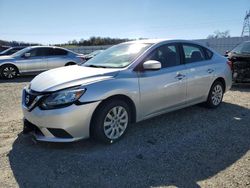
[30,65,120,92]
[228,52,250,58]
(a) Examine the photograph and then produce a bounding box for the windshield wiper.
[86,65,109,68]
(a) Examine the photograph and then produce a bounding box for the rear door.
[138,43,187,119]
[46,48,69,69]
[181,43,214,103]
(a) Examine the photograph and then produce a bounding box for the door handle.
[207,69,214,74]
[175,73,185,80]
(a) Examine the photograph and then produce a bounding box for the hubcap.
[3,67,16,78]
[103,106,128,140]
[211,84,223,105]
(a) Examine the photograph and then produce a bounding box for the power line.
[241,10,250,37]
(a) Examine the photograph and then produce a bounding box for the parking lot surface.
[0,76,249,188]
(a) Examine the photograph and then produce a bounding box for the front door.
[17,48,48,73]
[138,43,187,119]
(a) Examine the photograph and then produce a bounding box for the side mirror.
[24,52,31,58]
[143,60,161,70]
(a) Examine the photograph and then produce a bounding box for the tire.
[0,64,18,79]
[205,81,224,108]
[91,99,131,144]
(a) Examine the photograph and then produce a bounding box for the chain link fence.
[67,36,250,55]
[195,36,250,55]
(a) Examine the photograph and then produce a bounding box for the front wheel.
[205,81,224,108]
[0,64,18,79]
[91,100,131,144]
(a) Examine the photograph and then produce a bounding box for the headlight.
[40,88,86,110]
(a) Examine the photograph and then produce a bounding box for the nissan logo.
[25,95,30,105]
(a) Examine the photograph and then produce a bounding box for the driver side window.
[145,44,181,68]
[27,48,44,57]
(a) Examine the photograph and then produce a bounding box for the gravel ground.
[0,76,249,188]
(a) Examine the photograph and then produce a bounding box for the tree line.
[0,37,133,47]
[56,37,133,46]
[207,30,231,39]
[1,32,232,47]
[0,39,40,47]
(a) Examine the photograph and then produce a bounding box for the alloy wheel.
[211,84,223,106]
[103,106,128,140]
[2,66,17,79]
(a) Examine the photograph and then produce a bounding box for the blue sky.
[0,0,249,44]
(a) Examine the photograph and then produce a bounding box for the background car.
[0,46,26,56]
[82,50,104,61]
[22,39,232,144]
[0,46,10,52]
[0,46,85,79]
[226,41,250,82]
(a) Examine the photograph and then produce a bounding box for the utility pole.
[241,10,250,37]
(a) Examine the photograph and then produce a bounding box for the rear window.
[241,42,250,53]
[232,42,250,54]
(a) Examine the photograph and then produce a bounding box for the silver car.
[22,39,232,143]
[0,46,84,79]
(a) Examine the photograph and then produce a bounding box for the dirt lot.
[0,77,249,188]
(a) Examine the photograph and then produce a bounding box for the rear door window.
[53,48,68,56]
[43,48,54,56]
[182,44,206,63]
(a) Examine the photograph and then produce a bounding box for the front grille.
[24,90,37,107]
[23,89,45,111]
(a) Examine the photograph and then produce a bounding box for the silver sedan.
[22,39,232,143]
[0,46,84,79]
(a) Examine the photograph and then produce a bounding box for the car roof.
[124,39,205,45]
[24,46,79,54]
[28,46,67,50]
[124,39,218,55]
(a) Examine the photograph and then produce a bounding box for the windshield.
[0,48,12,55]
[232,42,250,54]
[89,50,103,56]
[11,47,30,57]
[83,43,152,68]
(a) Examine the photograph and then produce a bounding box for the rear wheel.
[205,81,224,108]
[0,64,18,79]
[91,100,131,144]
